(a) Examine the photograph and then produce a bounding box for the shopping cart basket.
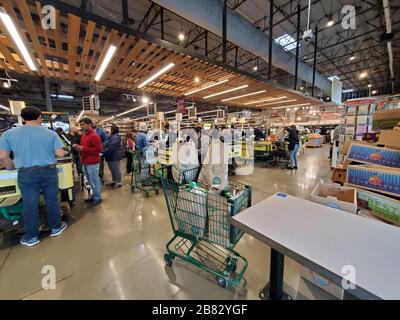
[131,150,160,197]
[158,165,252,288]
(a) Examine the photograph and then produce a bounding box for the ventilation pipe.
[152,0,331,93]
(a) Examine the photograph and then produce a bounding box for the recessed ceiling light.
[372,90,377,95]
[326,16,335,27]
[368,84,372,88]
[359,72,368,79]
[221,90,266,102]
[185,79,229,96]
[349,56,355,61]
[194,77,200,83]
[253,65,258,71]
[178,31,185,41]
[203,85,248,99]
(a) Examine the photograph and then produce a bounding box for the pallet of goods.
[306,133,323,147]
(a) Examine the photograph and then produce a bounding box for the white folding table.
[231,192,400,300]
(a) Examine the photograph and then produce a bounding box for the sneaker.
[113,183,122,189]
[87,199,103,208]
[84,197,94,203]
[50,222,68,237]
[106,182,116,187]
[294,166,298,169]
[20,237,40,247]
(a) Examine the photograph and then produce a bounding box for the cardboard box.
[347,142,400,168]
[362,132,380,142]
[300,265,344,300]
[331,167,347,185]
[373,109,400,130]
[346,165,400,197]
[377,130,400,149]
[311,183,357,214]
[342,140,353,155]
[355,188,400,226]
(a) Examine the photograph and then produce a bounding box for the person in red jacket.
[73,118,103,208]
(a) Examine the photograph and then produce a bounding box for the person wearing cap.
[0,107,67,247]
[285,124,300,170]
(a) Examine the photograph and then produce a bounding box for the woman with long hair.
[102,124,122,188]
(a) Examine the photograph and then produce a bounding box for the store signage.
[176,96,186,115]
[344,98,376,106]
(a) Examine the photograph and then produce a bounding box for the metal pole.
[235,46,238,68]
[122,0,129,26]
[160,7,164,40]
[294,4,301,90]
[44,77,52,112]
[312,27,318,97]
[223,0,227,64]
[268,0,274,80]
[205,30,208,57]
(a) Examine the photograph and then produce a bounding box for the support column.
[222,0,227,64]
[205,30,208,57]
[160,8,165,40]
[44,77,52,112]
[294,4,301,90]
[122,0,129,26]
[268,0,274,80]
[312,27,318,97]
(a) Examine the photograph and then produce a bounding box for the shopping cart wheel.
[216,277,228,289]
[164,253,174,267]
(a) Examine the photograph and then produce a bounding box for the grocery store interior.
[0,0,399,300]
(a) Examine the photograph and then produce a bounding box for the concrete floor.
[0,145,337,300]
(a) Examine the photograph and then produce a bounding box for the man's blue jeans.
[84,164,102,201]
[289,143,300,168]
[18,166,61,239]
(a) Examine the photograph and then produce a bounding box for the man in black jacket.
[285,125,300,169]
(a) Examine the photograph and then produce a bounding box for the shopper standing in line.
[103,124,122,188]
[0,107,67,247]
[125,131,136,175]
[92,120,108,143]
[285,125,300,170]
[135,122,149,179]
[74,118,103,208]
[65,126,83,176]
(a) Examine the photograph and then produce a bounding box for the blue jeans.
[84,164,102,201]
[289,143,300,167]
[107,161,121,183]
[18,166,61,239]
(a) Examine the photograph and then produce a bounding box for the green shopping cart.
[158,165,252,288]
[130,150,160,197]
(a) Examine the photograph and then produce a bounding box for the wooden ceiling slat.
[17,0,49,76]
[86,25,106,82]
[0,37,24,73]
[67,14,81,80]
[107,38,147,87]
[53,10,66,79]
[78,20,96,82]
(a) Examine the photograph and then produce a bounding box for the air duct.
[152,0,331,93]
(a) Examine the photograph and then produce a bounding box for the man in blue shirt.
[92,120,108,143]
[0,107,67,247]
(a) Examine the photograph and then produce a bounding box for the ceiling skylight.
[274,34,298,51]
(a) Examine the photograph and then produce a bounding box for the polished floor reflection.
[0,145,336,300]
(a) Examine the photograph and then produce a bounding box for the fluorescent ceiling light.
[328,75,340,81]
[203,85,248,99]
[94,45,117,82]
[0,104,10,111]
[221,90,266,102]
[116,103,150,118]
[256,99,297,107]
[76,110,85,122]
[50,94,74,100]
[244,96,287,105]
[272,103,311,110]
[138,63,175,89]
[0,7,36,71]
[342,89,354,93]
[185,79,229,96]
[359,72,368,79]
[164,110,177,114]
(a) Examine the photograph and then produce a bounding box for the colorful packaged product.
[347,142,400,168]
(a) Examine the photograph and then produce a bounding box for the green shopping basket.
[157,165,252,289]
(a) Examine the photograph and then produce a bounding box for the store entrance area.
[0,146,334,300]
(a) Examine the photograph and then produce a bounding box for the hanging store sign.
[176,96,186,115]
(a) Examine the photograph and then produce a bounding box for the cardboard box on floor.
[311,183,357,214]
[331,167,347,185]
[300,265,344,299]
